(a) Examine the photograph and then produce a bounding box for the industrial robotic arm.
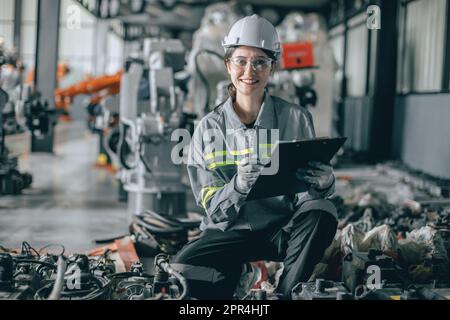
[118,38,188,219]
[54,71,122,114]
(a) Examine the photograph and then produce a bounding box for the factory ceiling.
[76,0,331,33]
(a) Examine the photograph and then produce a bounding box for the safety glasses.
[227,57,273,72]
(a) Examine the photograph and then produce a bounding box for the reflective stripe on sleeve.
[200,186,225,209]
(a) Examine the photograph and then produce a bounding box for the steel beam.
[33,0,61,153]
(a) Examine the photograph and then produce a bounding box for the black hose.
[143,210,186,227]
[141,209,200,229]
[108,271,153,279]
[118,123,136,170]
[13,258,57,269]
[135,215,185,234]
[39,243,65,256]
[21,241,40,257]
[93,235,129,244]
[138,138,153,174]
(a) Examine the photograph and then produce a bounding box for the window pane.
[400,0,446,92]
[0,24,14,49]
[0,0,14,20]
[59,0,96,76]
[21,0,37,75]
[0,0,14,50]
[345,15,368,97]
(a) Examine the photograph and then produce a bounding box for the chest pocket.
[203,128,275,181]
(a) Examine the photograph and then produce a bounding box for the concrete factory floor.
[1,121,129,252]
[0,121,435,254]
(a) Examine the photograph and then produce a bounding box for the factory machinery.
[54,71,123,168]
[116,38,190,218]
[0,46,56,195]
[0,243,188,300]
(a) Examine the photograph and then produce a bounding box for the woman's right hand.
[234,157,264,194]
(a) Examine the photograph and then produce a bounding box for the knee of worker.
[171,245,229,285]
[284,207,338,243]
[172,240,197,266]
[287,199,336,229]
[295,199,337,220]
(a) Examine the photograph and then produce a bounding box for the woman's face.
[226,46,273,99]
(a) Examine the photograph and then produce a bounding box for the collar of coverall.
[223,91,276,131]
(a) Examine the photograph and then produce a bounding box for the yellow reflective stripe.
[200,186,223,200]
[231,148,253,156]
[204,151,227,161]
[204,148,253,161]
[204,145,274,161]
[207,161,240,170]
[202,190,218,209]
[200,186,224,209]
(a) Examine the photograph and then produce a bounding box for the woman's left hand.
[296,161,334,190]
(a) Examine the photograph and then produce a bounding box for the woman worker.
[173,14,338,299]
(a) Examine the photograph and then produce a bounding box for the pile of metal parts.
[244,164,450,300]
[0,242,188,300]
[2,166,449,300]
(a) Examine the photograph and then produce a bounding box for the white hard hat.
[222,14,281,56]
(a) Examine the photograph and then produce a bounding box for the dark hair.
[223,46,277,101]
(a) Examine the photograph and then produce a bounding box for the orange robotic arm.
[54,70,122,111]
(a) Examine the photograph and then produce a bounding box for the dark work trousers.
[172,209,338,299]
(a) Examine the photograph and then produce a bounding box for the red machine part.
[281,41,315,70]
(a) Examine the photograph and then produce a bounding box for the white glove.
[235,158,264,194]
[296,161,334,190]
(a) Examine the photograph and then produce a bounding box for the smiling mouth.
[240,79,259,85]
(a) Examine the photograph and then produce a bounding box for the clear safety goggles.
[227,57,273,72]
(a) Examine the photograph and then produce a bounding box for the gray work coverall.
[173,93,338,299]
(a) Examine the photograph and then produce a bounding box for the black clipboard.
[246,137,347,201]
